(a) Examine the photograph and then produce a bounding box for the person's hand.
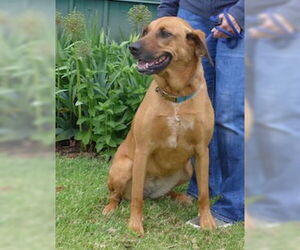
[249,13,295,39]
[211,13,241,38]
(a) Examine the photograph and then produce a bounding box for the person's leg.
[246,35,300,222]
[177,8,222,199]
[211,37,245,223]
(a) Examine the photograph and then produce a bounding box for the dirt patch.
[56,140,97,158]
[56,186,65,192]
[0,140,52,158]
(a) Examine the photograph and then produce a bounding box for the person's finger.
[218,13,224,23]
[211,28,219,38]
[213,29,229,38]
[248,27,274,39]
[263,18,281,32]
[273,14,295,33]
[258,13,268,22]
[220,14,240,34]
[211,28,220,38]
[259,12,294,33]
[221,22,233,33]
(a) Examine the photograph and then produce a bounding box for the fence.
[56,0,160,40]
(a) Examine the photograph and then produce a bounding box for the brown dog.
[102,17,216,235]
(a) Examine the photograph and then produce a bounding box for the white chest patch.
[166,104,194,148]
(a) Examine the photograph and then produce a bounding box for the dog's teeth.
[138,56,168,69]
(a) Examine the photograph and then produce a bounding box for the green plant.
[0,11,54,145]
[128,5,152,33]
[56,12,151,157]
[64,10,86,40]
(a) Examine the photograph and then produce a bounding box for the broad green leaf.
[75,100,83,106]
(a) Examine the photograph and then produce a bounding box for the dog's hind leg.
[102,155,132,215]
[167,160,193,206]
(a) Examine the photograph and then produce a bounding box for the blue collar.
[155,86,199,103]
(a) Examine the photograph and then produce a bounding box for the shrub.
[56,11,152,157]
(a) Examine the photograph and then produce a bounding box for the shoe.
[250,218,280,229]
[186,216,233,228]
[246,212,280,229]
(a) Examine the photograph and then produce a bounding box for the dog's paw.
[129,217,144,236]
[175,194,193,206]
[200,212,217,230]
[168,192,193,206]
[102,203,117,215]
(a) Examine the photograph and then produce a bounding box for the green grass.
[0,154,55,250]
[56,156,244,249]
[246,223,300,250]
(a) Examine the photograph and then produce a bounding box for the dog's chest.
[164,104,195,148]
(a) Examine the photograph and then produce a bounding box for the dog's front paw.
[200,212,217,230]
[129,217,144,236]
[102,203,117,215]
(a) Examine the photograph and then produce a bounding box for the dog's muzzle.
[129,42,172,75]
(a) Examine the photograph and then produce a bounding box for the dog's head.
[129,17,212,75]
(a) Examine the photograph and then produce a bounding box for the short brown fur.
[102,17,216,235]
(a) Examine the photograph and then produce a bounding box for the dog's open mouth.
[137,53,172,75]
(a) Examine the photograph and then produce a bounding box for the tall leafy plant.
[0,11,54,145]
[56,10,152,157]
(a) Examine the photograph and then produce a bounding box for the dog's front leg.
[128,148,148,236]
[195,145,217,229]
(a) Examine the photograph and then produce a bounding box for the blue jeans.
[178,8,244,223]
[246,33,300,222]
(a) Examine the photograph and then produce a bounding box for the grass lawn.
[0,154,54,250]
[56,156,244,250]
[245,223,300,250]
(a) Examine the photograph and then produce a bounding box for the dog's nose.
[129,42,142,56]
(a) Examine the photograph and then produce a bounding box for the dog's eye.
[159,29,173,39]
[141,28,148,37]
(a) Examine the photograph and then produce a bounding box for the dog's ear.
[186,30,214,66]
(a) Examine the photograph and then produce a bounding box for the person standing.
[158,0,245,227]
[246,0,300,226]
